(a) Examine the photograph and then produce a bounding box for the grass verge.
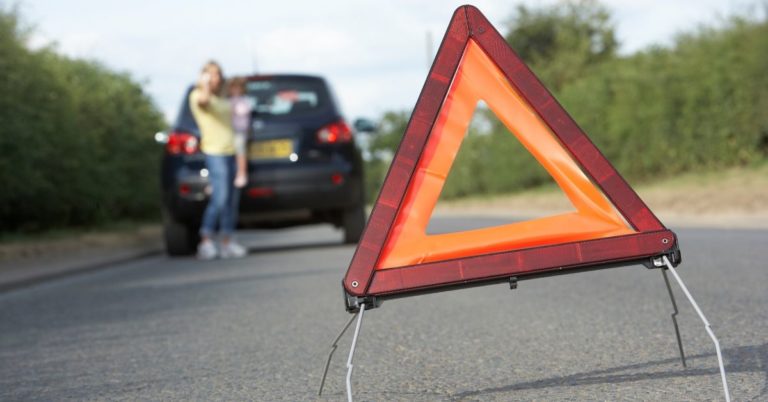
[435,164,768,228]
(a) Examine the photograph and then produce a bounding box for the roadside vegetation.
[364,1,768,202]
[436,162,768,218]
[0,7,165,234]
[2,1,766,238]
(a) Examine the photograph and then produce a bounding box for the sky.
[19,0,757,124]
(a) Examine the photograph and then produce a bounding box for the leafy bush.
[0,8,165,232]
[559,17,768,179]
[364,1,768,201]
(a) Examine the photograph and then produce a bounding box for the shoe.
[220,241,247,259]
[197,239,218,260]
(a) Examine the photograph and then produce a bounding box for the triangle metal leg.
[661,268,687,367]
[318,313,358,396]
[345,302,367,402]
[662,256,731,402]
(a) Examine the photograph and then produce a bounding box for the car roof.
[183,74,327,92]
[183,74,327,91]
[244,73,325,82]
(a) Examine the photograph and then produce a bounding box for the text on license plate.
[249,139,293,160]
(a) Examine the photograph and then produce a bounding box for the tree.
[504,0,618,91]
[0,7,165,232]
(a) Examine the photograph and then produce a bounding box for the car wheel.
[342,204,366,244]
[164,218,199,256]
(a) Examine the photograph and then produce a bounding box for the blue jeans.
[200,154,240,237]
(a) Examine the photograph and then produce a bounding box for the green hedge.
[558,18,768,180]
[366,7,768,202]
[0,9,165,232]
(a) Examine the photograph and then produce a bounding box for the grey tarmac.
[1,216,766,401]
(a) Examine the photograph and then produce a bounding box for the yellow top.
[189,88,236,155]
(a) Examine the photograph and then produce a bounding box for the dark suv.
[159,74,366,255]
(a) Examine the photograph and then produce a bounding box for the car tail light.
[247,187,274,198]
[317,120,352,144]
[166,131,199,154]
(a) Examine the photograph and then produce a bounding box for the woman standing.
[189,60,246,259]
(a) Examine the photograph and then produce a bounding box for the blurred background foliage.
[365,0,768,201]
[0,7,165,232]
[2,1,767,233]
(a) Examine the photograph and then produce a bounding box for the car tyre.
[164,217,199,256]
[342,204,366,244]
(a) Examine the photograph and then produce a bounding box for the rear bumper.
[164,161,363,226]
[243,161,362,210]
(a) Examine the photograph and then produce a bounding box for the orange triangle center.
[376,40,635,269]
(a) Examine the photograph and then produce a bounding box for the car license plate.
[249,139,293,160]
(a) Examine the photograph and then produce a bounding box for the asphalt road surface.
[1,216,766,401]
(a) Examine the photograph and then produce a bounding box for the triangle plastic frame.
[343,5,679,310]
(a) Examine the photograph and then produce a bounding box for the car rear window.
[246,78,330,118]
[173,87,200,135]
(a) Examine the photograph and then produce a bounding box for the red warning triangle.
[343,6,677,302]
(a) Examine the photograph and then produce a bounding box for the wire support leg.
[318,313,358,396]
[661,268,687,367]
[345,302,367,402]
[663,256,731,402]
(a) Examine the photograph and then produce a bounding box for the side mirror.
[353,118,377,134]
[154,131,169,144]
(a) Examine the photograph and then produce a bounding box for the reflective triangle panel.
[343,6,675,298]
[376,40,635,270]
